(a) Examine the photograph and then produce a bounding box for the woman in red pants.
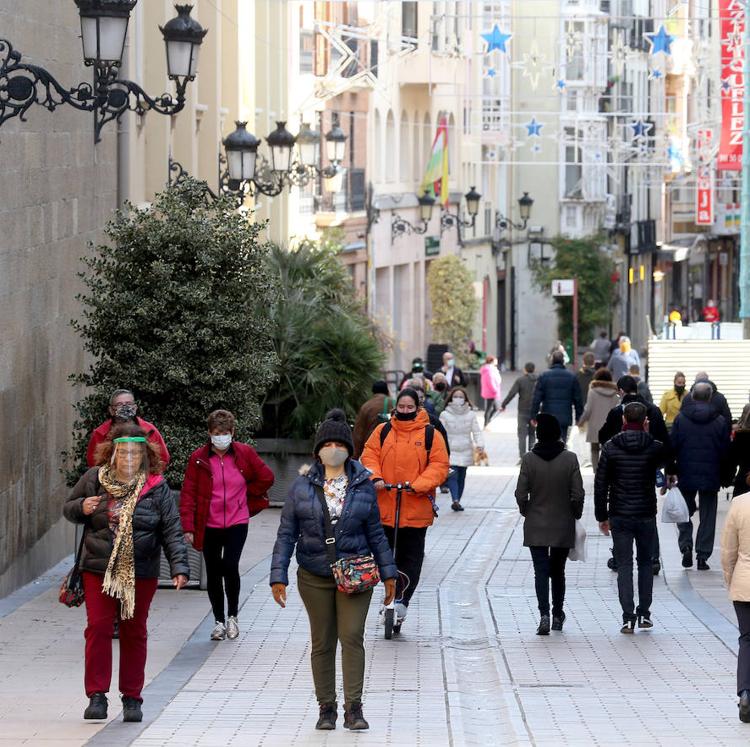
[64,422,189,723]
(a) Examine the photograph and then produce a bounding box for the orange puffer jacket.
[360,409,450,528]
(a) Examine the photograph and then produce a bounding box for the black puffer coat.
[728,430,750,497]
[594,431,666,521]
[531,363,584,428]
[671,398,730,492]
[64,467,190,579]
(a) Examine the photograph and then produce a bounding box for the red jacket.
[86,417,170,468]
[180,442,275,551]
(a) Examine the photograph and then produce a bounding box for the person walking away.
[530,351,583,442]
[720,492,750,723]
[681,372,733,435]
[180,410,275,641]
[439,388,485,512]
[577,352,596,399]
[500,362,538,460]
[577,369,619,471]
[671,382,731,570]
[607,336,641,381]
[595,402,666,633]
[628,364,653,404]
[659,372,687,431]
[728,405,750,498]
[87,389,170,468]
[590,331,611,365]
[480,355,502,427]
[515,414,584,635]
[428,372,449,415]
[440,351,467,388]
[64,422,189,722]
[352,381,396,458]
[270,409,397,731]
[360,388,449,626]
[598,375,671,575]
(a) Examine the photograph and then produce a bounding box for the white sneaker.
[395,602,408,624]
[226,616,239,640]
[210,621,226,641]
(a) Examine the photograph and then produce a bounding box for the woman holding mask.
[180,409,275,641]
[64,422,189,723]
[439,387,485,511]
[270,409,397,732]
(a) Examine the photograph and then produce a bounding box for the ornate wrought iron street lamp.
[496,192,534,232]
[440,186,482,245]
[391,191,436,241]
[0,2,206,142]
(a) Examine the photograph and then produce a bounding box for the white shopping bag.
[567,427,589,466]
[568,520,587,562]
[661,487,690,524]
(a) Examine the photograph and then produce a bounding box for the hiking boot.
[551,612,566,631]
[697,558,710,571]
[210,621,226,641]
[122,696,143,723]
[84,692,108,720]
[537,615,551,636]
[739,691,750,723]
[315,703,337,730]
[226,616,239,640]
[682,549,693,568]
[343,702,369,730]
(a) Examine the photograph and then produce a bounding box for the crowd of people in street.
[60,332,750,730]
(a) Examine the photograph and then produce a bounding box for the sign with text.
[718,0,745,171]
[425,236,440,257]
[696,129,715,225]
[551,279,575,296]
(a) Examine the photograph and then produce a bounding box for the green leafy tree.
[260,240,386,438]
[64,179,278,486]
[426,254,479,364]
[530,235,617,347]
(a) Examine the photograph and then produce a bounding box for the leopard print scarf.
[98,465,147,620]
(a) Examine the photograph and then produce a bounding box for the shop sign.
[718,0,745,171]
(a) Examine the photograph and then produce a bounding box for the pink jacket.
[480,363,502,400]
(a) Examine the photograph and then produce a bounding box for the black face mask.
[395,411,418,421]
[434,382,447,392]
[675,385,686,395]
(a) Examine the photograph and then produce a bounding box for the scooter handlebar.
[382,482,415,492]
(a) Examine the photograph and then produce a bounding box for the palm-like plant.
[261,242,386,439]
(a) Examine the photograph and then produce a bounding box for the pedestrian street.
[0,404,747,746]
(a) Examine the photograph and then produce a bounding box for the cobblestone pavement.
[0,387,748,746]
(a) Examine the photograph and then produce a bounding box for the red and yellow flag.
[420,117,449,205]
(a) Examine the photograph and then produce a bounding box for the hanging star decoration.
[482,24,512,54]
[645,25,675,56]
[531,143,543,154]
[565,25,584,62]
[648,69,663,80]
[525,117,543,137]
[610,30,628,76]
[555,78,567,93]
[486,67,497,78]
[629,120,653,139]
[514,40,551,90]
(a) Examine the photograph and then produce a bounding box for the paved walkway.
[0,394,748,746]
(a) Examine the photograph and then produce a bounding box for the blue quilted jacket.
[270,459,397,585]
[531,363,584,427]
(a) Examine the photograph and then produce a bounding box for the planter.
[254,438,314,507]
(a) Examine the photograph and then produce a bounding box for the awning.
[657,235,707,263]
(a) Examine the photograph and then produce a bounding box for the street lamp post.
[440,186,482,246]
[0,2,207,142]
[496,192,534,233]
[391,192,436,240]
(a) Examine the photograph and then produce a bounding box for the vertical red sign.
[718,0,745,171]
[696,129,714,225]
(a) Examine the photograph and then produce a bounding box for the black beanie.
[535,413,562,443]
[313,409,354,456]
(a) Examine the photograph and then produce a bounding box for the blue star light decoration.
[556,79,567,92]
[482,24,512,54]
[526,117,543,137]
[629,120,653,139]
[645,25,675,56]
[486,67,497,78]
[648,69,663,80]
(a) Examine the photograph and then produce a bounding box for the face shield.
[111,437,147,481]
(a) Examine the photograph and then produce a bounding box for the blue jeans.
[447,466,468,503]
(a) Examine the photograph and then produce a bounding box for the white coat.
[721,492,750,601]
[439,403,485,467]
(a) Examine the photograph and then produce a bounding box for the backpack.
[376,397,396,426]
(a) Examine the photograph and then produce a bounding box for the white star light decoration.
[514,40,552,90]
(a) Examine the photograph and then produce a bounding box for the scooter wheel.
[393,624,401,635]
[384,608,394,639]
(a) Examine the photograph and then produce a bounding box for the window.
[563,127,582,199]
[299,31,313,73]
[402,1,418,39]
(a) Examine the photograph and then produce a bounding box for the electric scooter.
[382,482,413,639]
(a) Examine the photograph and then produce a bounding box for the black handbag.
[59,529,86,608]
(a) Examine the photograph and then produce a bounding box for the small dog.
[473,447,489,467]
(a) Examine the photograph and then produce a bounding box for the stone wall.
[0,1,118,596]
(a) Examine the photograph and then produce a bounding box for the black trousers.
[611,516,656,621]
[529,546,568,616]
[735,601,750,696]
[202,523,248,623]
[484,398,497,426]
[383,525,427,606]
[677,489,718,561]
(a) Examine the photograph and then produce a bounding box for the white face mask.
[319,446,349,468]
[452,397,466,407]
[445,359,454,368]
[211,434,232,451]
